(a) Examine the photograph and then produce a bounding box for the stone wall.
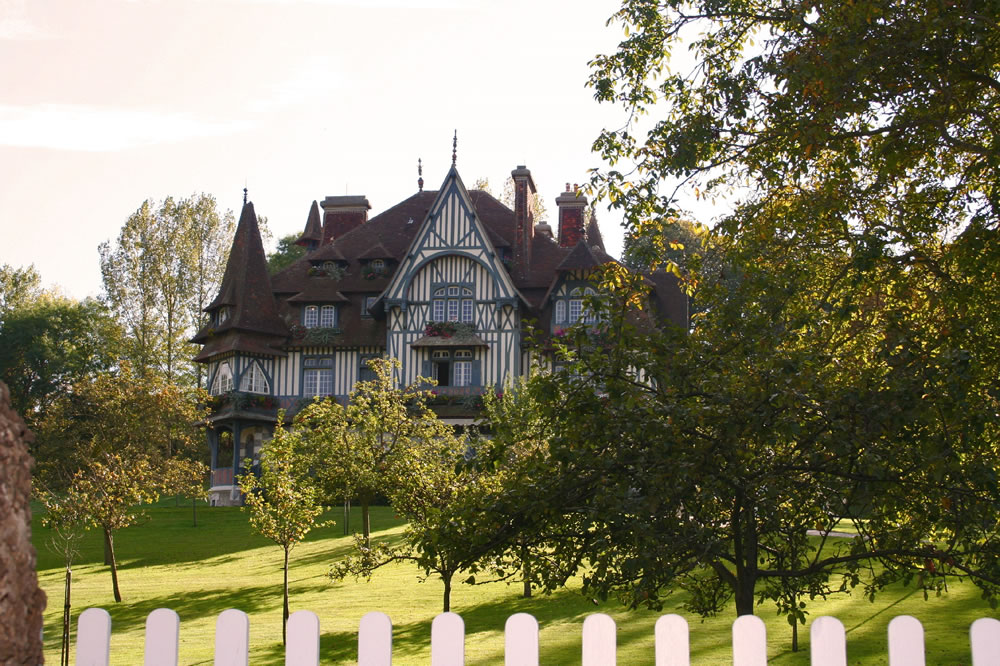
[0,380,46,664]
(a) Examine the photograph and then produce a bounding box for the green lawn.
[32,501,996,664]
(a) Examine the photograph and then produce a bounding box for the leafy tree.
[510,0,1000,624]
[41,451,160,603]
[0,263,42,327]
[295,357,450,546]
[267,233,307,275]
[0,293,121,424]
[33,363,207,490]
[99,194,235,385]
[239,415,329,646]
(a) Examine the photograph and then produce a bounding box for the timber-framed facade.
[193,163,687,505]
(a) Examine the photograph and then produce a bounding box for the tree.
[239,415,329,646]
[41,451,160,603]
[267,233,307,274]
[295,357,451,546]
[0,293,121,424]
[33,363,207,491]
[0,263,42,327]
[514,0,1000,624]
[99,194,235,386]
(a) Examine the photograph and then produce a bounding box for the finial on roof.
[418,158,424,192]
[243,185,248,205]
[452,130,457,167]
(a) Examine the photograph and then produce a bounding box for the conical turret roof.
[295,200,323,246]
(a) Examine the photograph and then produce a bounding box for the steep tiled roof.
[295,201,323,246]
[556,240,616,272]
[192,202,288,347]
[586,211,606,253]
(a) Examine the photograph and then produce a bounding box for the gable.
[381,167,525,310]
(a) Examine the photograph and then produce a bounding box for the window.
[554,300,566,324]
[432,286,474,324]
[454,361,472,387]
[371,258,385,272]
[358,355,378,382]
[217,306,230,324]
[320,305,336,327]
[430,349,476,387]
[583,288,598,324]
[303,357,333,396]
[211,362,234,395]
[240,362,269,394]
[304,305,319,328]
[362,296,377,317]
[568,289,583,323]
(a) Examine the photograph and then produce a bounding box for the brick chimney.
[511,166,536,276]
[556,183,588,248]
[320,195,370,245]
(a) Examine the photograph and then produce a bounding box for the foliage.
[99,194,235,386]
[295,358,452,545]
[238,414,329,645]
[0,263,42,327]
[511,0,1000,626]
[423,321,476,338]
[266,233,307,275]
[32,363,208,488]
[40,451,161,602]
[0,291,122,424]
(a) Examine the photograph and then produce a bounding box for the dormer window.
[217,306,231,325]
[555,286,599,327]
[304,305,337,328]
[239,362,270,394]
[322,261,338,273]
[371,258,385,272]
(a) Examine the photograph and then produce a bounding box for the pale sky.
[0,0,660,300]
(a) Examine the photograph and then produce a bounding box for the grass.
[32,500,997,664]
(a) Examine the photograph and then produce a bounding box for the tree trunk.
[61,567,71,666]
[103,533,112,566]
[361,499,371,547]
[792,616,799,652]
[105,529,122,603]
[343,498,351,535]
[442,573,453,613]
[521,546,532,598]
[282,546,289,647]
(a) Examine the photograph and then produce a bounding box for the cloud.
[0,104,252,151]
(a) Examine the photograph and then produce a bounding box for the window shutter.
[472,360,482,387]
[421,361,432,386]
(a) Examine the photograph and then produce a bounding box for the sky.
[0,0,660,301]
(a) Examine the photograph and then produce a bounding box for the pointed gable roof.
[195,202,288,342]
[295,200,323,246]
[379,166,527,308]
[556,239,616,272]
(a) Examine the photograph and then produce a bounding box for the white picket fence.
[75,607,1000,665]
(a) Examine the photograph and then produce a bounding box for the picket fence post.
[431,612,464,666]
[732,614,767,666]
[285,610,320,666]
[582,613,616,665]
[971,617,1000,665]
[888,615,924,666]
[654,614,689,666]
[76,607,111,666]
[214,608,249,666]
[505,612,539,666]
[144,608,179,666]
[359,611,393,666]
[809,616,846,666]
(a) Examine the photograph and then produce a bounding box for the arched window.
[304,305,319,328]
[554,300,566,324]
[211,362,234,395]
[240,362,270,394]
[432,286,474,323]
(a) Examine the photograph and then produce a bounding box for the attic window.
[323,261,338,273]
[371,259,385,272]
[218,306,231,324]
